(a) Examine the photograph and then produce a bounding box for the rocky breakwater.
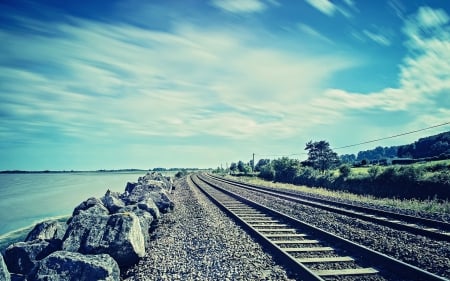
[1,172,174,281]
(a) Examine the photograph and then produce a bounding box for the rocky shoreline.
[1,172,174,281]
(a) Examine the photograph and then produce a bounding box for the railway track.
[205,173,450,242]
[190,174,448,281]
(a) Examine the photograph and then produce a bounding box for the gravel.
[205,176,450,280]
[122,177,296,281]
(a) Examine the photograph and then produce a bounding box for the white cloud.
[0,16,355,146]
[305,0,335,16]
[363,30,391,46]
[297,23,334,44]
[211,0,267,13]
[304,0,353,18]
[309,6,450,133]
[416,6,449,28]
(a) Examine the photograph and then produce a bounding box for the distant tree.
[229,162,237,174]
[304,140,340,173]
[237,161,246,173]
[340,154,356,164]
[339,164,352,178]
[255,159,270,172]
[236,160,251,174]
[272,157,299,183]
[249,159,254,171]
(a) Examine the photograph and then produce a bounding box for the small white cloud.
[297,23,334,44]
[416,6,449,28]
[343,0,355,7]
[305,0,335,16]
[363,30,391,46]
[211,0,267,13]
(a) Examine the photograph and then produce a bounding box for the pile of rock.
[1,172,174,281]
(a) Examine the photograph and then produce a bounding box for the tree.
[304,140,340,173]
[340,154,356,164]
[237,161,246,173]
[254,159,270,172]
[272,157,299,183]
[229,162,237,174]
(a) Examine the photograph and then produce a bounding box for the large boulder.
[72,197,109,217]
[101,190,125,214]
[62,212,145,266]
[4,240,59,275]
[30,251,120,281]
[139,172,173,190]
[137,198,160,220]
[25,220,67,242]
[62,213,110,254]
[122,180,174,213]
[0,254,10,281]
[117,205,155,249]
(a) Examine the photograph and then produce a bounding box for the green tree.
[272,157,299,183]
[237,161,246,173]
[338,164,351,178]
[229,162,237,174]
[255,159,270,172]
[304,140,340,173]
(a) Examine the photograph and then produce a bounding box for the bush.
[258,165,275,181]
[368,166,381,180]
[339,164,352,178]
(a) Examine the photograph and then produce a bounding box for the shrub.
[368,166,381,180]
[339,164,352,178]
[258,165,275,181]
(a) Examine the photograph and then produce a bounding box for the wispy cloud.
[297,23,334,44]
[305,0,335,16]
[0,15,354,149]
[312,6,450,132]
[210,0,267,13]
[363,30,391,46]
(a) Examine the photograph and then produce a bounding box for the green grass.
[227,175,450,215]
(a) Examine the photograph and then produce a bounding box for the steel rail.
[206,173,450,241]
[193,174,448,281]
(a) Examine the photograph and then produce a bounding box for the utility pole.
[252,153,255,173]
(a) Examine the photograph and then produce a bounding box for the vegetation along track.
[206,173,450,242]
[190,174,447,281]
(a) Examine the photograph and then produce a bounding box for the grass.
[226,175,450,215]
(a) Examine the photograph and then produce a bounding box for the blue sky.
[1,0,449,170]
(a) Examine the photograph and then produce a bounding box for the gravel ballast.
[123,177,295,281]
[206,176,450,280]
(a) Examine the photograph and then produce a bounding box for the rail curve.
[190,174,448,281]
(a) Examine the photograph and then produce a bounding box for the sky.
[1,0,449,170]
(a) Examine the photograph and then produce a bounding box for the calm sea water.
[0,171,150,251]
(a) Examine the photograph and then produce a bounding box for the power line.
[333,121,450,150]
[254,121,450,158]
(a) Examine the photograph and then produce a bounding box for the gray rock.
[30,251,119,281]
[4,240,59,275]
[117,206,154,249]
[0,254,11,281]
[72,197,109,217]
[25,220,67,242]
[137,198,160,220]
[140,172,173,190]
[123,181,174,213]
[101,213,145,266]
[101,190,125,214]
[62,213,110,254]
[62,212,145,266]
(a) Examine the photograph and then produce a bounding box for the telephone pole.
[252,153,255,173]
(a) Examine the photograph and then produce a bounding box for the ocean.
[0,171,149,252]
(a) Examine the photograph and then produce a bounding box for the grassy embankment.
[226,160,450,215]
